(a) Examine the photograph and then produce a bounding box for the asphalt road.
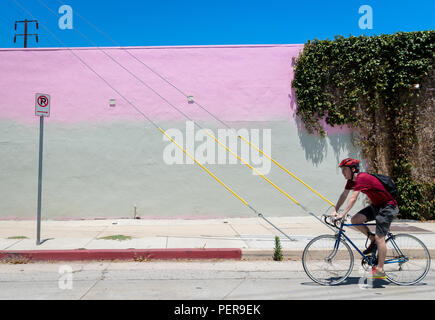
[0,260,434,300]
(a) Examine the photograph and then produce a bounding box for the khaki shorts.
[357,204,399,237]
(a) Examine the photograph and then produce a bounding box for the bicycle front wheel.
[302,234,354,286]
[384,233,431,285]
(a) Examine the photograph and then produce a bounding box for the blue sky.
[0,0,433,48]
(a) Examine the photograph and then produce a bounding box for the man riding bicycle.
[331,158,399,279]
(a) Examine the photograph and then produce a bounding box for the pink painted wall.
[1,45,307,125]
[0,45,360,220]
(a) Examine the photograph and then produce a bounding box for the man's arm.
[334,189,350,213]
[338,190,360,218]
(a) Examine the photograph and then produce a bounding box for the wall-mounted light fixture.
[109,98,116,107]
[187,95,194,104]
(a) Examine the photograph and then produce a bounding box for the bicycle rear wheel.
[302,234,354,286]
[384,233,431,285]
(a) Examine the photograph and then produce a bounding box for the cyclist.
[331,158,399,279]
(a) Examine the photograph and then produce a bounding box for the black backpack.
[370,173,398,199]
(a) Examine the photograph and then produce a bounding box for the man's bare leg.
[350,213,373,239]
[375,235,387,272]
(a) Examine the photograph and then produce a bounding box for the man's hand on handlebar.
[330,210,346,221]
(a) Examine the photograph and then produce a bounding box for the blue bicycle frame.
[334,221,409,265]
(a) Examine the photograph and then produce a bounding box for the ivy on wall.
[292,31,435,220]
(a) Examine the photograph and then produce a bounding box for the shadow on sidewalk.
[300,277,399,288]
[38,238,55,245]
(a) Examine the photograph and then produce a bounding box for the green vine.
[292,31,435,220]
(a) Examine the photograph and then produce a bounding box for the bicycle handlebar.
[322,214,348,229]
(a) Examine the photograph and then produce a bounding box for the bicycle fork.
[325,234,342,262]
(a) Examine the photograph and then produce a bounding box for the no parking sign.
[35,92,51,245]
[35,93,50,117]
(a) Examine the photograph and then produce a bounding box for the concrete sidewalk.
[1,216,434,261]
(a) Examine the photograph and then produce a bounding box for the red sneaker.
[369,267,386,279]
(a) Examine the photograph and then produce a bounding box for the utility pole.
[14,19,39,48]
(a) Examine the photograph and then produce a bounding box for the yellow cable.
[159,127,250,208]
[237,135,335,207]
[205,130,299,205]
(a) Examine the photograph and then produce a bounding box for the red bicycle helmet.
[339,158,360,168]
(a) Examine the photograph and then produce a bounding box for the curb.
[1,248,433,262]
[242,248,435,261]
[242,249,302,260]
[0,248,242,262]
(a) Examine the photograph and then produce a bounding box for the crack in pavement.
[222,274,248,300]
[78,263,111,300]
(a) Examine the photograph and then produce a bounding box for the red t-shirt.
[345,172,397,207]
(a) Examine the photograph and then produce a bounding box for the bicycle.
[302,214,431,286]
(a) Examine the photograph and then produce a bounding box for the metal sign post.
[35,93,50,245]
